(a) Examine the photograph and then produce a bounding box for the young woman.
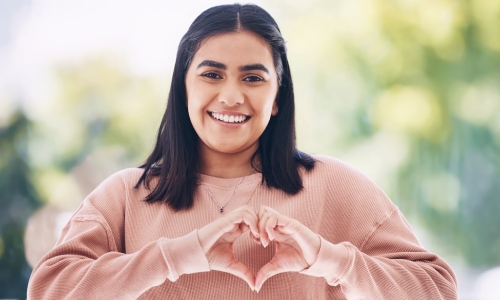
[28,4,457,299]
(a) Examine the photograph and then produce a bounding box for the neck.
[199,145,259,178]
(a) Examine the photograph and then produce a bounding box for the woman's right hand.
[197,205,260,290]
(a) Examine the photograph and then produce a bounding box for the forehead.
[192,31,275,67]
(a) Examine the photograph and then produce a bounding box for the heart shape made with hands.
[197,205,321,292]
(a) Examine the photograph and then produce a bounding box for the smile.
[209,112,250,123]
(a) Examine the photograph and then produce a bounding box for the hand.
[255,205,321,292]
[197,205,260,290]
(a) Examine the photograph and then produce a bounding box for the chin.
[207,141,257,155]
[213,146,247,154]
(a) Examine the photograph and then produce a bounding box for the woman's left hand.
[255,205,321,292]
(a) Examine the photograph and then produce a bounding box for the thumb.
[224,260,256,291]
[255,260,282,293]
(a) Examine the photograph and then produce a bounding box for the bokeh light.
[1,0,499,298]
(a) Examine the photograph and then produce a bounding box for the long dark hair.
[136,3,315,210]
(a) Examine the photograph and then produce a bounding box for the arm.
[27,167,260,300]
[301,208,457,299]
[256,205,457,299]
[27,200,210,300]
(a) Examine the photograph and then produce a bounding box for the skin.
[189,31,338,292]
[185,30,278,178]
[197,204,325,292]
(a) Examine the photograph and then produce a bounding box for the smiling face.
[185,30,279,165]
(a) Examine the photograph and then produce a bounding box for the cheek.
[186,87,203,113]
[252,92,277,115]
[186,81,214,107]
[185,93,202,125]
[187,101,204,129]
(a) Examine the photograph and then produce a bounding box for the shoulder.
[103,167,144,185]
[305,154,396,212]
[308,155,375,185]
[310,154,352,169]
[300,155,398,245]
[84,167,145,213]
[62,169,145,252]
[90,168,144,193]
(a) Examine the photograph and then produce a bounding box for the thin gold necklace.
[202,167,255,214]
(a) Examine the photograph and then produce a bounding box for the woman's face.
[185,31,279,159]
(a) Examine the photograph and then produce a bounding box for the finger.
[264,214,279,241]
[258,204,267,217]
[249,231,261,244]
[265,212,298,237]
[225,260,256,291]
[259,205,279,214]
[260,210,287,245]
[258,212,272,247]
[220,206,258,236]
[255,261,283,292]
[258,206,285,244]
[267,215,320,266]
[221,213,258,243]
[258,204,273,220]
[240,207,259,237]
[198,207,257,252]
[239,222,250,233]
[231,205,259,237]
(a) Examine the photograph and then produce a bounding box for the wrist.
[158,230,211,281]
[300,237,351,282]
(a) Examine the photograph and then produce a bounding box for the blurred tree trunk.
[0,112,41,299]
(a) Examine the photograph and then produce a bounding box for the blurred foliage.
[26,57,166,209]
[28,58,164,173]
[266,0,500,266]
[0,58,166,297]
[1,0,500,297]
[0,113,41,299]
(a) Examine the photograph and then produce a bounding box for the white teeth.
[210,112,247,123]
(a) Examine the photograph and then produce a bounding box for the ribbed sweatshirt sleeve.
[27,171,210,300]
[299,156,458,299]
[301,209,457,299]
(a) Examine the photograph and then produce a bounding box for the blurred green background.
[1,0,499,299]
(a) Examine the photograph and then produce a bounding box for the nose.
[217,81,244,106]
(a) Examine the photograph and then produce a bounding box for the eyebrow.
[239,64,269,74]
[197,60,226,70]
[197,60,269,74]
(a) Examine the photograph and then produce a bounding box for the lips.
[209,111,250,123]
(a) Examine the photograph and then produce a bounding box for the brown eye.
[243,75,263,82]
[202,72,222,79]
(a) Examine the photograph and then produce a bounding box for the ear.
[271,101,278,116]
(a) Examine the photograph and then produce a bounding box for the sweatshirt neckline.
[198,172,262,189]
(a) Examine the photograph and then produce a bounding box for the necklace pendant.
[203,166,256,215]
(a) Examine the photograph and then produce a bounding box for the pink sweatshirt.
[27,156,457,299]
